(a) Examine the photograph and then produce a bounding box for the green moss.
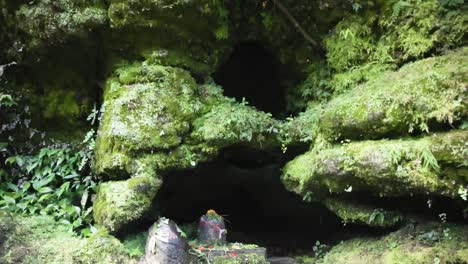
[0,212,135,264]
[324,0,466,74]
[319,222,468,264]
[282,130,468,200]
[42,89,80,119]
[93,175,161,232]
[318,48,468,141]
[16,0,107,48]
[142,47,215,78]
[94,61,204,176]
[210,253,268,264]
[323,198,403,228]
[191,100,280,148]
[280,104,321,145]
[122,232,147,258]
[106,0,231,77]
[286,60,333,112]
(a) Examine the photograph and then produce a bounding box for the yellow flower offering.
[207,209,218,216]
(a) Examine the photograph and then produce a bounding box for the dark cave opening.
[118,146,468,256]
[152,146,343,253]
[213,41,291,117]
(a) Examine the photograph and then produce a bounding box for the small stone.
[140,218,189,264]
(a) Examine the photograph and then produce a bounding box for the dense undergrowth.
[0,94,99,236]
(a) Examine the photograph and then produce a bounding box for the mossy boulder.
[94,61,205,177]
[317,222,468,264]
[323,198,403,228]
[284,48,467,145]
[16,0,107,48]
[282,130,467,200]
[191,101,280,148]
[319,48,467,141]
[0,212,135,264]
[93,175,161,232]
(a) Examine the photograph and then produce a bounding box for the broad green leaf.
[38,187,53,194]
[38,193,53,202]
[21,182,31,192]
[5,157,16,165]
[81,190,88,209]
[2,196,16,204]
[7,183,19,192]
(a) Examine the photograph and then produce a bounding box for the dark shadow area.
[153,146,342,253]
[326,191,467,225]
[117,146,461,255]
[213,41,291,117]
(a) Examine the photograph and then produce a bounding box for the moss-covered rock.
[0,212,135,264]
[94,61,204,176]
[93,175,161,232]
[191,100,280,148]
[107,0,232,78]
[16,0,107,48]
[282,130,467,200]
[210,254,269,264]
[317,222,468,264]
[323,198,403,228]
[320,48,467,141]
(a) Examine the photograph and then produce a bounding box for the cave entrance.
[213,41,289,117]
[154,146,341,253]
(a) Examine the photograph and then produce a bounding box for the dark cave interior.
[154,146,342,252]
[213,41,293,117]
[118,145,467,256]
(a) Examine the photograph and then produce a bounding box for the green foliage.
[419,147,440,172]
[279,105,321,145]
[325,13,378,72]
[42,89,80,120]
[122,232,147,258]
[16,0,107,47]
[0,93,15,108]
[288,60,332,111]
[312,240,329,258]
[0,135,97,236]
[323,0,466,94]
[368,209,388,226]
[192,99,279,147]
[209,0,229,40]
[323,198,403,228]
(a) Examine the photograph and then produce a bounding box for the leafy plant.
[419,148,440,172]
[0,142,98,236]
[368,209,386,226]
[417,230,441,245]
[0,104,100,236]
[0,93,15,108]
[312,240,328,258]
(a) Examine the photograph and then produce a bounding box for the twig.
[271,0,320,49]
